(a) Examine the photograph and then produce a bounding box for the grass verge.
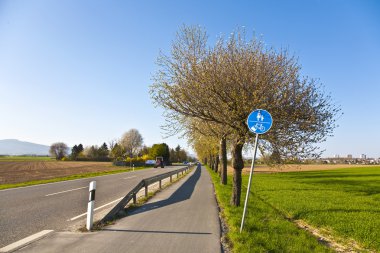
[0,167,147,190]
[207,166,334,253]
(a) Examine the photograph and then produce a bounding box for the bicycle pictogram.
[251,123,265,132]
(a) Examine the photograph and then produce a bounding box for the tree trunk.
[215,154,219,173]
[230,141,244,206]
[212,155,217,172]
[220,136,227,185]
[213,155,217,172]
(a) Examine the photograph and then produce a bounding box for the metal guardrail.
[101,166,192,223]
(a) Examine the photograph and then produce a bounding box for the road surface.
[0,166,184,247]
[14,165,222,253]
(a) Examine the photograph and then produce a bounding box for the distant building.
[361,154,366,159]
[347,154,353,159]
[334,154,340,158]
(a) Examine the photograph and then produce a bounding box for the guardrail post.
[145,185,148,197]
[86,181,96,231]
[133,194,136,204]
[170,175,172,182]
[159,180,162,189]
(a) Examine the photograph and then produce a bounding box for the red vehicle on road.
[154,157,164,168]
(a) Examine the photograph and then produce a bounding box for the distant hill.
[0,139,50,156]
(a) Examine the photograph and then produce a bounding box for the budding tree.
[120,129,144,157]
[151,25,341,206]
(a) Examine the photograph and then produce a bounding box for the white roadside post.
[86,181,96,231]
[240,109,272,233]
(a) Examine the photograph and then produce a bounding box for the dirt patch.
[0,161,118,184]
[227,164,376,175]
[295,220,375,253]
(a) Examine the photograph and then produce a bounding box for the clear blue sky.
[1,0,379,158]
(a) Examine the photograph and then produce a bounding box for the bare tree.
[49,142,68,160]
[120,129,143,157]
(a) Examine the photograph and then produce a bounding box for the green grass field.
[0,156,54,161]
[208,166,380,252]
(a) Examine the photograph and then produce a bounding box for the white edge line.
[45,186,88,196]
[0,166,181,192]
[0,230,54,253]
[68,181,162,221]
[123,176,137,179]
[0,169,145,192]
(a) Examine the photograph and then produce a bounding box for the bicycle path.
[12,165,222,253]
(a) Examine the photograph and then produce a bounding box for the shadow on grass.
[293,208,380,220]
[282,168,380,180]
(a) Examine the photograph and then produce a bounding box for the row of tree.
[150,25,341,206]
[49,129,191,164]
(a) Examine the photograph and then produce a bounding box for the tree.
[169,148,177,163]
[151,25,341,206]
[120,129,143,157]
[174,145,188,162]
[77,144,84,153]
[83,145,98,159]
[140,145,151,156]
[71,145,79,160]
[185,118,229,184]
[110,143,124,160]
[98,142,109,158]
[50,142,68,160]
[71,143,84,160]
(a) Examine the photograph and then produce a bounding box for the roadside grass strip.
[0,167,147,190]
[207,166,380,253]
[207,166,333,253]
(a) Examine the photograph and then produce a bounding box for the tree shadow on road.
[124,165,201,217]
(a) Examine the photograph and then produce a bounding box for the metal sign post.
[240,109,272,233]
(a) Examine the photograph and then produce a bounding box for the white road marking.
[68,197,124,221]
[0,230,54,253]
[123,176,137,179]
[45,186,88,197]
[0,167,163,192]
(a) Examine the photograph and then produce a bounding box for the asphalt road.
[0,166,184,248]
[15,165,221,253]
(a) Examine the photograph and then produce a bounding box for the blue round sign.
[247,109,273,134]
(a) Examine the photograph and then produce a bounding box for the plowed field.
[228,163,376,175]
[0,161,115,184]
